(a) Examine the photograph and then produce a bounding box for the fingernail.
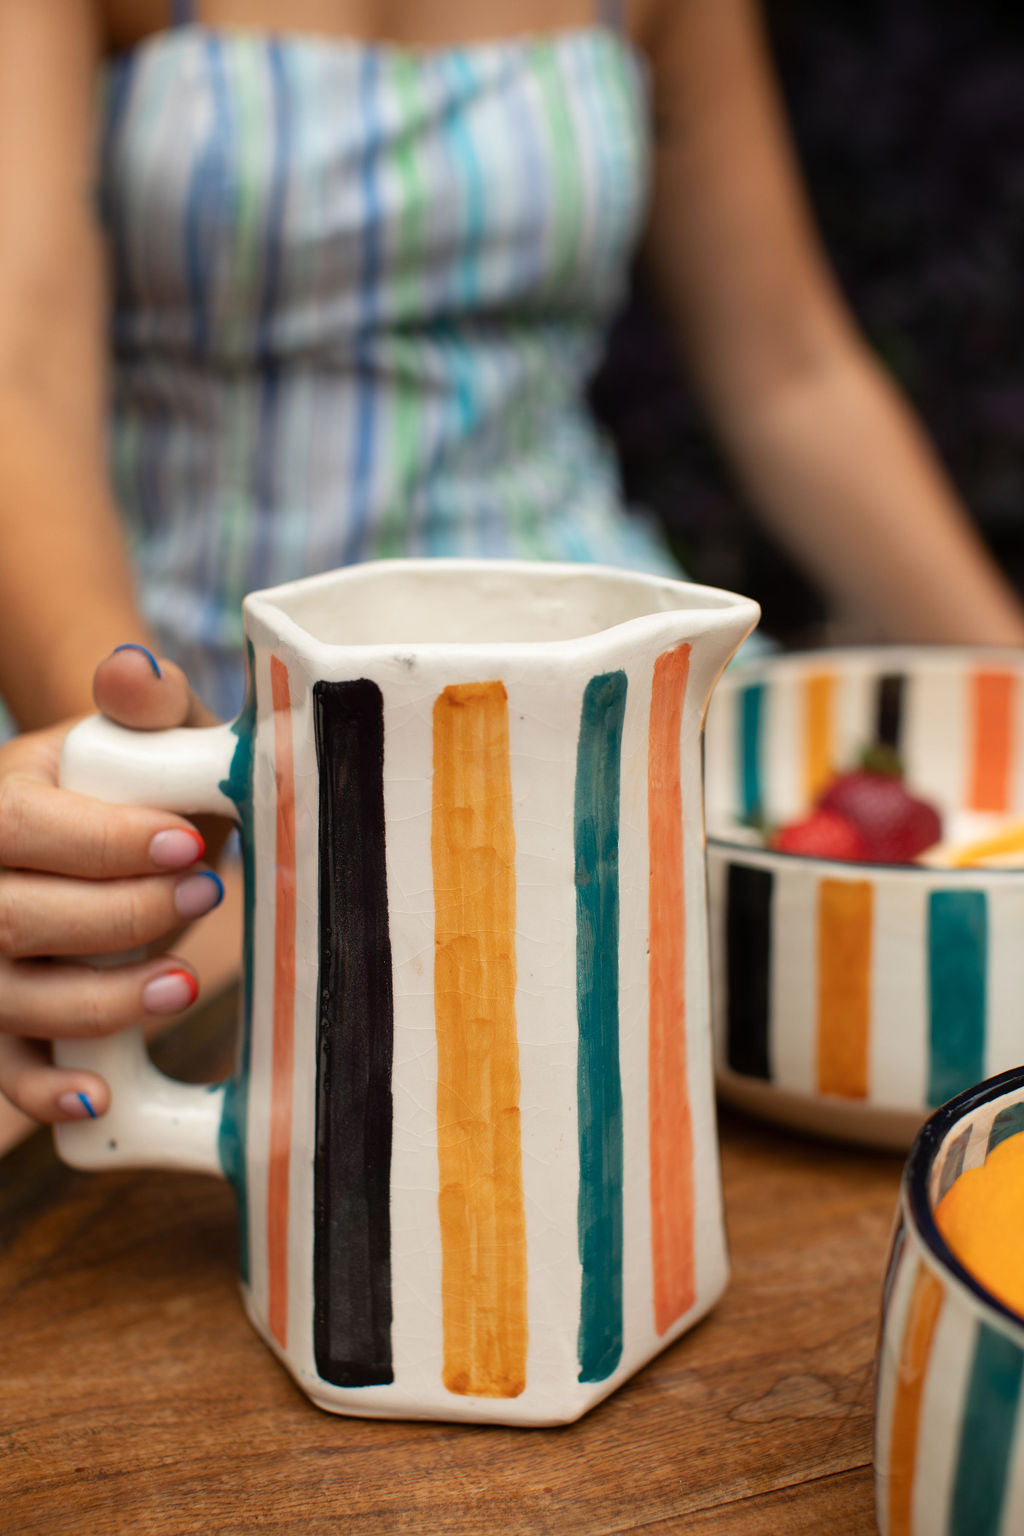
[174,869,224,919]
[150,829,206,869]
[142,968,199,1015]
[111,643,163,678]
[57,1091,99,1119]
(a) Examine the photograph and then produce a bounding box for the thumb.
[92,645,218,731]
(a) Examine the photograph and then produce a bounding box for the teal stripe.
[988,1101,1024,1156]
[740,684,764,822]
[950,1322,1024,1535]
[575,670,627,1384]
[217,645,257,1283]
[928,891,987,1108]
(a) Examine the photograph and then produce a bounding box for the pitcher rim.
[241,557,760,661]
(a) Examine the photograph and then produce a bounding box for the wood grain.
[0,986,899,1534]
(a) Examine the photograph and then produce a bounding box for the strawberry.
[818,759,941,863]
[770,807,870,861]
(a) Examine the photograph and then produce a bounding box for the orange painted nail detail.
[648,644,696,1333]
[267,656,297,1350]
[432,681,527,1398]
[804,672,835,805]
[888,1260,944,1536]
[817,878,873,1098]
[969,671,1015,813]
[163,968,199,1006]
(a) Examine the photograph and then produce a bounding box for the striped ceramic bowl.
[875,1067,1024,1535]
[704,648,1024,1148]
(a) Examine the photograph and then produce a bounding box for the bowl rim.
[718,641,1024,682]
[708,643,1024,879]
[902,1065,1024,1343]
[704,834,1024,880]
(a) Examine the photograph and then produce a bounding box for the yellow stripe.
[817,878,873,1098]
[432,681,528,1398]
[888,1261,944,1536]
[803,672,836,805]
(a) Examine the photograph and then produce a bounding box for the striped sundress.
[101,1,681,720]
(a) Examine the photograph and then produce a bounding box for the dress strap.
[169,0,196,25]
[595,0,627,33]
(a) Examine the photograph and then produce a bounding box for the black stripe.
[881,1221,906,1321]
[937,1124,971,1202]
[313,679,394,1387]
[725,864,773,1080]
[875,674,905,751]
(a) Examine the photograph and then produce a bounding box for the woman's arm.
[639,0,1024,645]
[0,0,155,728]
[0,4,238,1153]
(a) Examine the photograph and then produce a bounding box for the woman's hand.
[0,646,227,1126]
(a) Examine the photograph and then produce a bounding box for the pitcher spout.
[677,585,761,715]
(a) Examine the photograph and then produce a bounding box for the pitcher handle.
[52,714,241,1177]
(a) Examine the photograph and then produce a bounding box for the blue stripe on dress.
[342,49,382,565]
[252,40,291,593]
[197,39,234,650]
[509,47,549,299]
[184,38,228,357]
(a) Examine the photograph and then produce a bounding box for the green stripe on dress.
[531,41,583,292]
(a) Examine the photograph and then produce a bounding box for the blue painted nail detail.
[112,643,163,678]
[77,1092,98,1119]
[202,870,225,907]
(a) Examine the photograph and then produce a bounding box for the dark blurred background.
[592,0,1024,644]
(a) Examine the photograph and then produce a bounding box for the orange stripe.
[648,644,695,1333]
[888,1260,944,1536]
[817,878,872,1098]
[432,682,527,1398]
[969,671,1015,813]
[803,672,835,805]
[267,656,296,1349]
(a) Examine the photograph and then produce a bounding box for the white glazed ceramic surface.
[54,559,758,1425]
[875,1067,1024,1535]
[704,647,1024,1149]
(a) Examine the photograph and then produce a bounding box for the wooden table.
[1,988,902,1535]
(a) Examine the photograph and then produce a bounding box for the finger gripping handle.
[59,715,241,818]
[53,714,242,1176]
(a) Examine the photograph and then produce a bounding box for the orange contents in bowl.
[935,1131,1024,1318]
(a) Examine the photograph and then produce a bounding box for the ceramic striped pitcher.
[54,559,757,1425]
